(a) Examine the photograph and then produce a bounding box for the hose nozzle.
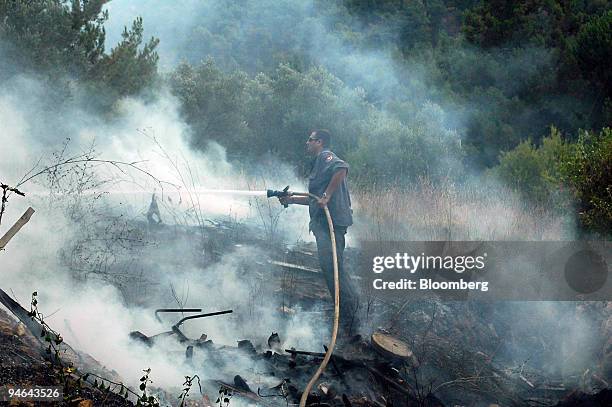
[266,185,290,207]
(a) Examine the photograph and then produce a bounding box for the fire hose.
[267,187,340,407]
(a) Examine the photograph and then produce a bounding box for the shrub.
[559,128,612,235]
[493,126,572,205]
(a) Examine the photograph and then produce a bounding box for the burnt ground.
[2,303,610,407]
[1,218,611,406]
[0,308,135,406]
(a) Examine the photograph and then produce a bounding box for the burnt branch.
[0,182,26,226]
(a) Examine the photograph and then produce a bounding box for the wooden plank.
[0,207,35,250]
[0,287,45,341]
[268,259,320,274]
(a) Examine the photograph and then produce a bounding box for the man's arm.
[278,168,348,207]
[318,168,347,207]
[280,195,309,205]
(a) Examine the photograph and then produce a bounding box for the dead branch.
[0,182,26,226]
[16,156,174,191]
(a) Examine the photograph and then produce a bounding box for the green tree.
[168,57,463,183]
[494,126,611,234]
[91,17,159,98]
[560,128,612,235]
[0,0,108,75]
[493,126,572,204]
[572,10,612,96]
[169,59,256,154]
[0,0,159,103]
[461,0,609,49]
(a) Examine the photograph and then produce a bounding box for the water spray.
[267,186,340,407]
[17,181,340,402]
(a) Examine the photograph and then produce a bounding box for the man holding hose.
[278,129,360,334]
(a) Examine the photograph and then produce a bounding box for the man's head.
[306,129,331,155]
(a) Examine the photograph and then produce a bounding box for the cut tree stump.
[371,332,413,360]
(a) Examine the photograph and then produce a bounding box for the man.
[279,129,359,334]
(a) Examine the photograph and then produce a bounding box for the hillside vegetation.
[1,0,610,234]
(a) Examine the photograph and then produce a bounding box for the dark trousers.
[311,221,360,334]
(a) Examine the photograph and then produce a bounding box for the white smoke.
[0,60,326,400]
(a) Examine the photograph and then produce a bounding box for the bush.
[493,127,572,205]
[560,128,612,235]
[494,126,611,235]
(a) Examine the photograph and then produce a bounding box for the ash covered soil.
[2,298,612,407]
[0,308,133,406]
[1,219,611,406]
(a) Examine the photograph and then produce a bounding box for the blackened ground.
[553,389,612,406]
[0,308,134,406]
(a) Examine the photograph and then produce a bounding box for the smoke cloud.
[0,1,608,403]
[0,45,325,398]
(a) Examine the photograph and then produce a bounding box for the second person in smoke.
[278,129,359,334]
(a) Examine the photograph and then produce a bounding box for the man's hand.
[278,194,309,206]
[278,195,293,206]
[317,168,347,208]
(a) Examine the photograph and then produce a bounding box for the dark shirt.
[308,149,353,228]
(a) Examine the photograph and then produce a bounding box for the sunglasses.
[307,137,320,142]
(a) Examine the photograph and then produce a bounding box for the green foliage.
[28,292,71,378]
[169,60,366,165]
[90,16,159,99]
[169,59,253,154]
[493,127,572,205]
[338,0,611,167]
[572,10,612,95]
[347,102,464,184]
[462,0,609,49]
[27,292,164,403]
[27,291,87,402]
[2,0,610,228]
[3,0,609,173]
[0,0,107,75]
[136,368,160,407]
[0,0,159,106]
[343,0,469,49]
[169,58,463,183]
[494,127,612,235]
[559,128,612,235]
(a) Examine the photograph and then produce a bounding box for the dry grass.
[352,177,573,241]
